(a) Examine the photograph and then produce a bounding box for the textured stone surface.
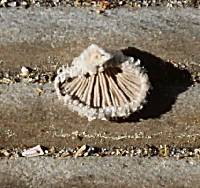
[1,157,200,188]
[0,7,200,187]
[0,83,200,148]
[0,7,200,44]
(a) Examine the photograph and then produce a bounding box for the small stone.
[115,149,120,156]
[53,0,59,3]
[136,148,142,155]
[0,78,12,84]
[8,1,17,7]
[21,1,28,6]
[35,87,44,96]
[96,9,104,14]
[21,66,30,77]
[28,78,33,82]
[4,72,9,78]
[119,1,124,5]
[194,148,200,154]
[0,149,10,157]
[159,145,170,157]
[0,0,7,5]
[111,151,115,155]
[9,152,20,159]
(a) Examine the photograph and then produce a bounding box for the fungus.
[54,44,150,121]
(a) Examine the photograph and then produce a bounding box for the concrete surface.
[1,156,200,188]
[0,6,200,187]
[0,7,200,148]
[0,83,200,148]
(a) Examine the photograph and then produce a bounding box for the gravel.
[0,0,199,9]
[1,143,200,159]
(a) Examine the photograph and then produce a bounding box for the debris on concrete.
[1,145,200,160]
[20,66,30,77]
[74,145,88,158]
[0,149,10,157]
[0,0,199,9]
[21,145,45,158]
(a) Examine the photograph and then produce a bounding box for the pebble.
[159,145,170,157]
[21,66,30,77]
[1,58,198,86]
[0,78,12,84]
[53,0,59,4]
[35,87,44,96]
[0,67,57,85]
[7,1,17,7]
[21,1,28,6]
[0,149,10,157]
[0,0,7,5]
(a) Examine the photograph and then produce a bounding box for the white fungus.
[54,44,150,121]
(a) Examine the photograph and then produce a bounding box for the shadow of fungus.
[118,47,193,122]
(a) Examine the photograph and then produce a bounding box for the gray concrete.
[0,6,200,188]
[1,156,200,188]
[0,83,200,148]
[0,7,200,44]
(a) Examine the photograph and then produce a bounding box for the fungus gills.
[54,44,150,121]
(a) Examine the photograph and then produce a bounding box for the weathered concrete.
[0,6,200,187]
[0,82,200,148]
[1,156,200,188]
[0,7,200,148]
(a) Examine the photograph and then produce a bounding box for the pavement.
[1,156,200,188]
[0,6,200,187]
